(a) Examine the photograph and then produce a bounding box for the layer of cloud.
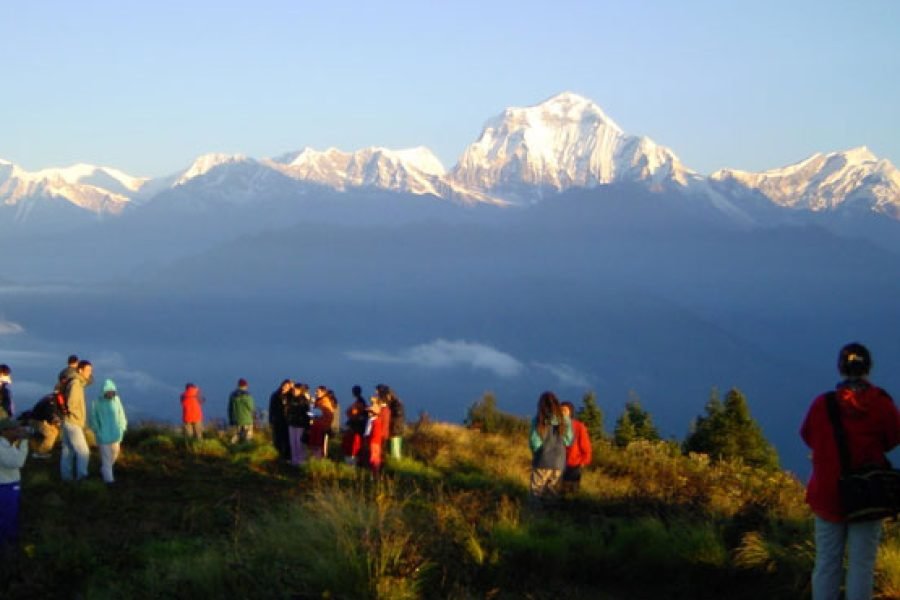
[0,320,25,335]
[347,339,524,378]
[92,351,181,395]
[531,362,592,389]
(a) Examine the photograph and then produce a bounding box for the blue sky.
[1,0,897,177]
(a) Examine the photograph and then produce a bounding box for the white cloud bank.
[347,339,524,378]
[531,362,592,389]
[0,320,25,335]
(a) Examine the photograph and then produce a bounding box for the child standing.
[89,379,128,484]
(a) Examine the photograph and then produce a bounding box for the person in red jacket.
[801,342,900,600]
[560,401,592,494]
[307,389,335,459]
[180,383,205,440]
[365,393,391,475]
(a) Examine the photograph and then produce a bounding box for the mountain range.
[2,92,899,227]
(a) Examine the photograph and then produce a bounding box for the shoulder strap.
[825,391,853,475]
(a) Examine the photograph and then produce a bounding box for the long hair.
[535,391,562,438]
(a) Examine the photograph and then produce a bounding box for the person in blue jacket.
[529,390,573,501]
[89,379,127,484]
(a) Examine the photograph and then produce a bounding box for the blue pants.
[0,481,21,546]
[60,421,90,481]
[813,516,882,600]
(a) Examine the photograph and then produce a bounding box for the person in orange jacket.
[560,401,592,494]
[180,383,205,440]
[365,393,391,475]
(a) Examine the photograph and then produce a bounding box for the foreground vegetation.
[5,418,900,599]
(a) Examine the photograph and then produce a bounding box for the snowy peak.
[0,160,140,215]
[450,92,695,196]
[270,146,451,198]
[711,147,900,218]
[175,153,252,186]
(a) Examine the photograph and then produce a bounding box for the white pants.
[99,443,121,483]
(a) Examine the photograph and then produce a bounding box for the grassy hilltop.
[5,419,900,599]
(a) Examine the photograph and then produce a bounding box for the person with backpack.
[801,342,900,600]
[529,391,573,502]
[180,383,205,440]
[342,385,368,465]
[0,364,14,421]
[89,379,127,484]
[286,382,311,466]
[228,378,255,443]
[560,401,592,494]
[25,392,63,458]
[60,360,93,482]
[268,379,292,462]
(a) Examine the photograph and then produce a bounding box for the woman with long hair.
[529,391,573,501]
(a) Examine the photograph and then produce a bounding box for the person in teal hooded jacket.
[89,379,127,484]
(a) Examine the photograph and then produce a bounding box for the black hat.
[838,342,872,377]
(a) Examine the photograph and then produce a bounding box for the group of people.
[260,379,406,473]
[0,355,128,549]
[177,377,407,474]
[527,391,593,500]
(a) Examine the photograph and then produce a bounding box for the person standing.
[801,342,900,600]
[180,383,205,440]
[286,382,311,465]
[60,360,93,482]
[308,390,335,459]
[365,392,391,475]
[384,386,406,461]
[0,418,29,549]
[0,364,14,421]
[89,379,127,484]
[58,355,78,386]
[268,380,292,462]
[560,401,592,494]
[529,391,573,501]
[342,385,368,465]
[228,378,255,443]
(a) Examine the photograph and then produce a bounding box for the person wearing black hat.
[228,378,255,443]
[801,342,900,600]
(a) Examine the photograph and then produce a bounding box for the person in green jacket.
[228,378,255,443]
[89,379,127,484]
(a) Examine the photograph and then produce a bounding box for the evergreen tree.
[464,392,529,435]
[683,387,779,470]
[613,392,659,447]
[576,390,605,441]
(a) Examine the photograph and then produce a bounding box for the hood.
[102,379,118,394]
[183,385,199,398]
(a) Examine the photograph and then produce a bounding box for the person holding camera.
[801,342,900,600]
[0,418,29,549]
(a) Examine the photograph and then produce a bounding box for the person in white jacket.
[89,379,127,484]
[0,418,29,548]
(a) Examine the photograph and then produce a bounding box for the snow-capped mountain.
[449,92,698,199]
[0,159,146,216]
[710,147,900,219]
[2,92,899,223]
[269,146,445,196]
